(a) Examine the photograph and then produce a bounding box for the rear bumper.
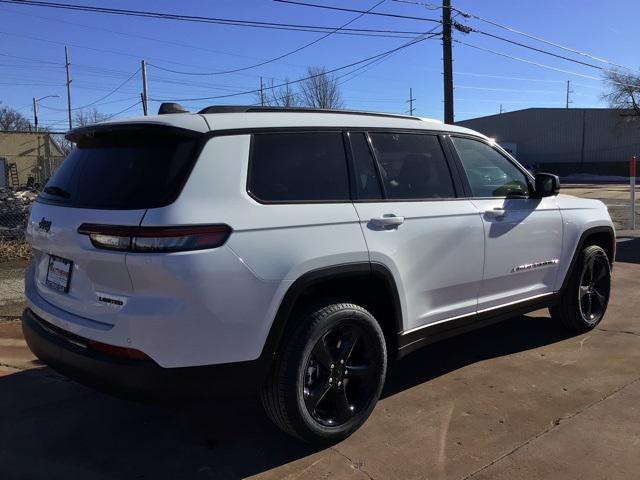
[22,308,265,400]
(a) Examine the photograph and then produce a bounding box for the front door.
[449,136,563,311]
[349,131,485,333]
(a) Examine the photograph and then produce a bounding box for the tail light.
[78,224,231,252]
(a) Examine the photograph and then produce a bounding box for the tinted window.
[368,133,455,200]
[249,132,349,202]
[451,137,530,198]
[39,129,197,209]
[349,132,382,200]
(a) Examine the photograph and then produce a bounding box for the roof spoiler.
[65,123,201,142]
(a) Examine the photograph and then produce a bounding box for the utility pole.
[32,97,38,132]
[407,88,416,116]
[260,76,265,106]
[565,80,573,109]
[442,0,454,124]
[499,104,503,114]
[141,60,149,115]
[64,46,72,129]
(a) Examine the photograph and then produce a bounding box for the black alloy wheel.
[578,250,611,324]
[550,245,612,332]
[303,323,378,427]
[260,302,387,444]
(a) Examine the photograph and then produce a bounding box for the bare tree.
[251,67,343,109]
[266,78,298,107]
[0,106,32,131]
[602,69,640,116]
[51,134,73,155]
[298,66,344,109]
[253,78,298,107]
[73,108,110,127]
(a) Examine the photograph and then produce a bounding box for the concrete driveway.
[0,239,639,479]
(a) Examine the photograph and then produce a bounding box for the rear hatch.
[27,125,201,324]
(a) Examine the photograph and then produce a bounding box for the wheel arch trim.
[258,262,403,368]
[558,225,615,295]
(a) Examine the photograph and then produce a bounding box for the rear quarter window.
[248,132,350,203]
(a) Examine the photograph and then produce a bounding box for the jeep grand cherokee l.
[23,105,615,444]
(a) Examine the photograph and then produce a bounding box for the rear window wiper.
[43,185,71,199]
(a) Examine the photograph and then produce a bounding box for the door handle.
[369,215,405,229]
[484,208,506,219]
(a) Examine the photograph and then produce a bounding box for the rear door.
[448,136,563,311]
[27,126,200,324]
[349,131,485,334]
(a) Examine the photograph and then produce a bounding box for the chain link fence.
[1,131,66,262]
[0,187,39,262]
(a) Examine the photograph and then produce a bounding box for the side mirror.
[534,172,560,197]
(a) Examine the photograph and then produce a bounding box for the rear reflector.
[89,341,151,360]
[78,224,231,252]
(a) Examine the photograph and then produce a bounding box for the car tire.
[260,302,387,444]
[550,245,612,332]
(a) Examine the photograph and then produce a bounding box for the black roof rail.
[197,105,423,121]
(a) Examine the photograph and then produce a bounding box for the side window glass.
[368,133,456,200]
[249,132,350,202]
[349,132,382,200]
[451,137,530,198]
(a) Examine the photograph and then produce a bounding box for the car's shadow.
[0,314,574,480]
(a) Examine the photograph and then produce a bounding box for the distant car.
[23,105,615,444]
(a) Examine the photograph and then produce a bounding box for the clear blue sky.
[1,0,638,130]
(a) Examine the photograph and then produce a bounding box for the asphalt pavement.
[0,238,638,479]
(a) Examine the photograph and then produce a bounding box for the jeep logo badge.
[38,217,52,233]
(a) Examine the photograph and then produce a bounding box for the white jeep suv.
[23,105,615,444]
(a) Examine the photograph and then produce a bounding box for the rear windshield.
[39,129,198,209]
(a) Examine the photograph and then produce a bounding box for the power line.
[454,40,640,88]
[456,8,635,72]
[393,0,636,72]
[466,28,606,71]
[0,50,60,65]
[248,23,442,109]
[149,0,387,76]
[41,68,141,112]
[150,32,439,102]
[455,98,565,105]
[274,0,441,23]
[456,85,559,94]
[241,9,442,110]
[0,81,64,86]
[0,5,417,67]
[1,29,282,79]
[0,0,429,37]
[38,95,140,111]
[453,71,566,84]
[103,100,142,120]
[0,27,417,89]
